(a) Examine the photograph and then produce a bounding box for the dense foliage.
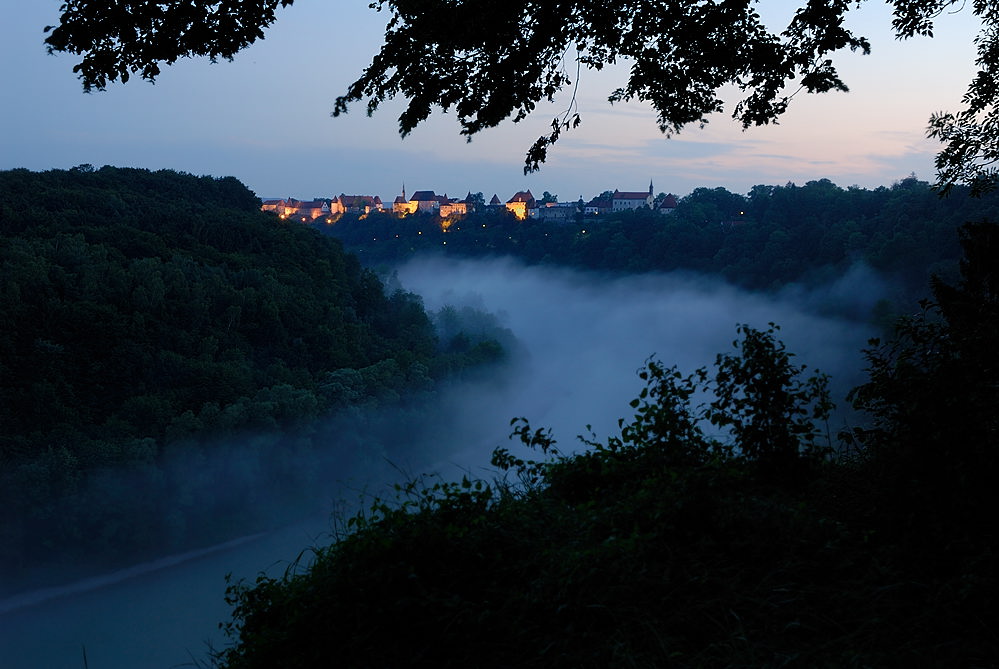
[41,2,999,187]
[216,227,998,667]
[0,166,504,591]
[322,177,997,310]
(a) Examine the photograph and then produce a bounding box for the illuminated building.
[505,190,536,220]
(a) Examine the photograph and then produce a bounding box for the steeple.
[649,179,654,196]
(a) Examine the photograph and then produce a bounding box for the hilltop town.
[262,184,679,223]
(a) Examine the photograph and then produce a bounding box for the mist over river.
[0,258,878,668]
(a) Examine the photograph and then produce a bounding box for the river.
[0,520,340,668]
[0,259,878,668]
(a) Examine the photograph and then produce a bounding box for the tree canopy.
[40,1,999,189]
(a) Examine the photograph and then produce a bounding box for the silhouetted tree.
[847,221,999,541]
[708,324,832,476]
[40,1,999,187]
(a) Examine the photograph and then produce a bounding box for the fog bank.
[396,256,876,472]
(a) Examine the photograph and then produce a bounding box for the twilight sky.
[0,1,983,202]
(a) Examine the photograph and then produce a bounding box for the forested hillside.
[0,166,503,591]
[322,177,999,312]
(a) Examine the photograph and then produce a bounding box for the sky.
[0,1,983,202]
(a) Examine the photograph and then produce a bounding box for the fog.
[0,257,879,668]
[397,256,877,473]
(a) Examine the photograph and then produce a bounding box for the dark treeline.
[217,222,999,668]
[319,177,999,314]
[0,166,505,593]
